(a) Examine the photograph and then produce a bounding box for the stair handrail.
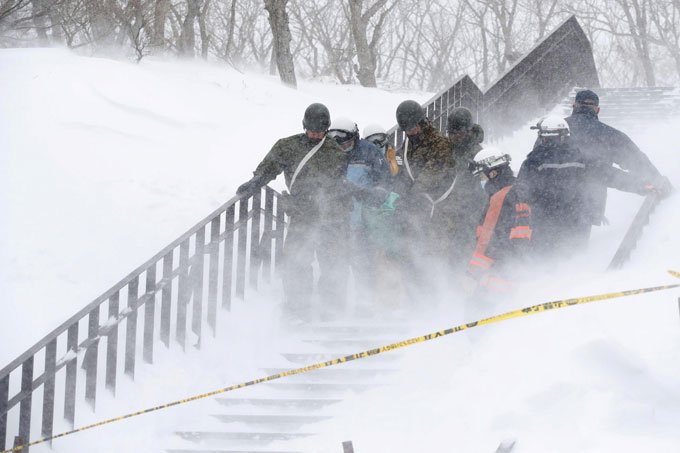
[0,187,285,451]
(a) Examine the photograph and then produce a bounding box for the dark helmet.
[396,100,425,130]
[447,107,473,134]
[574,89,599,106]
[302,103,331,132]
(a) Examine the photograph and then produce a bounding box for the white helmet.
[329,117,358,135]
[328,117,358,145]
[362,123,386,139]
[533,115,570,137]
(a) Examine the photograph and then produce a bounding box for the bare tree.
[151,0,169,50]
[264,0,296,87]
[648,0,680,81]
[178,0,200,57]
[347,0,393,87]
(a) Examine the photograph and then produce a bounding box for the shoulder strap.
[288,136,326,192]
[403,139,414,181]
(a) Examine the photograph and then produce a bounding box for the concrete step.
[300,338,402,349]
[175,431,315,443]
[263,367,396,381]
[166,448,302,453]
[212,414,332,426]
[262,381,381,395]
[215,397,342,410]
[280,351,398,365]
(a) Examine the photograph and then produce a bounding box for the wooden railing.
[0,188,285,451]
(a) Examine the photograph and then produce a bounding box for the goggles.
[327,129,354,144]
[365,133,387,148]
[472,154,512,176]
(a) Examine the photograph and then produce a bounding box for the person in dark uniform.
[517,115,648,258]
[236,103,351,321]
[446,107,488,272]
[565,89,672,233]
[394,100,458,264]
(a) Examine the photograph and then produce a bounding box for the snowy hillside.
[2,49,680,453]
[0,48,429,363]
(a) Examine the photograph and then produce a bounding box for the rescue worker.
[363,123,400,180]
[446,107,489,272]
[236,103,350,321]
[327,117,391,304]
[466,153,531,292]
[517,116,647,257]
[565,89,672,232]
[394,100,457,266]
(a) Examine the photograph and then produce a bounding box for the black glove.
[236,176,264,196]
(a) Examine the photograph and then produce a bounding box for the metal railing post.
[208,216,221,335]
[222,205,235,310]
[0,375,8,450]
[41,339,57,442]
[84,307,100,409]
[106,293,120,395]
[143,265,157,363]
[64,323,79,427]
[18,357,34,453]
[342,440,355,453]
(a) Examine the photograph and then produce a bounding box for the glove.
[638,176,673,198]
[236,176,263,196]
[381,192,400,211]
[655,176,673,198]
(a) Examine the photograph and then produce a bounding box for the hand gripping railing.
[0,186,285,452]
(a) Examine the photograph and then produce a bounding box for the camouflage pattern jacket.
[401,120,457,208]
[251,133,350,222]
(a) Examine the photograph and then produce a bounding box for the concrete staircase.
[558,86,680,129]
[168,323,408,453]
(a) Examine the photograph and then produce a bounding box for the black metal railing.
[386,74,484,151]
[0,187,285,451]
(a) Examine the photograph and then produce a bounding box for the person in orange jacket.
[466,153,531,292]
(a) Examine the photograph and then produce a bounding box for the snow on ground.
[0,48,429,364]
[2,49,680,453]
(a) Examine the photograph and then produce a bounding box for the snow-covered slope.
[0,48,429,364]
[2,49,679,453]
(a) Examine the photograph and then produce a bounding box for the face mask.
[481,180,487,189]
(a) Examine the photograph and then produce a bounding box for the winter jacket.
[398,120,459,254]
[448,124,489,268]
[250,133,350,222]
[516,139,591,253]
[345,139,392,229]
[400,120,457,208]
[565,108,662,225]
[467,171,531,290]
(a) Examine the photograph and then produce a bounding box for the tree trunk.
[264,0,297,88]
[347,0,390,87]
[152,0,169,49]
[198,0,210,59]
[179,0,200,57]
[30,0,48,44]
[224,0,237,60]
[47,3,62,44]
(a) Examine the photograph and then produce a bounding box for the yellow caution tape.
[5,271,680,452]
